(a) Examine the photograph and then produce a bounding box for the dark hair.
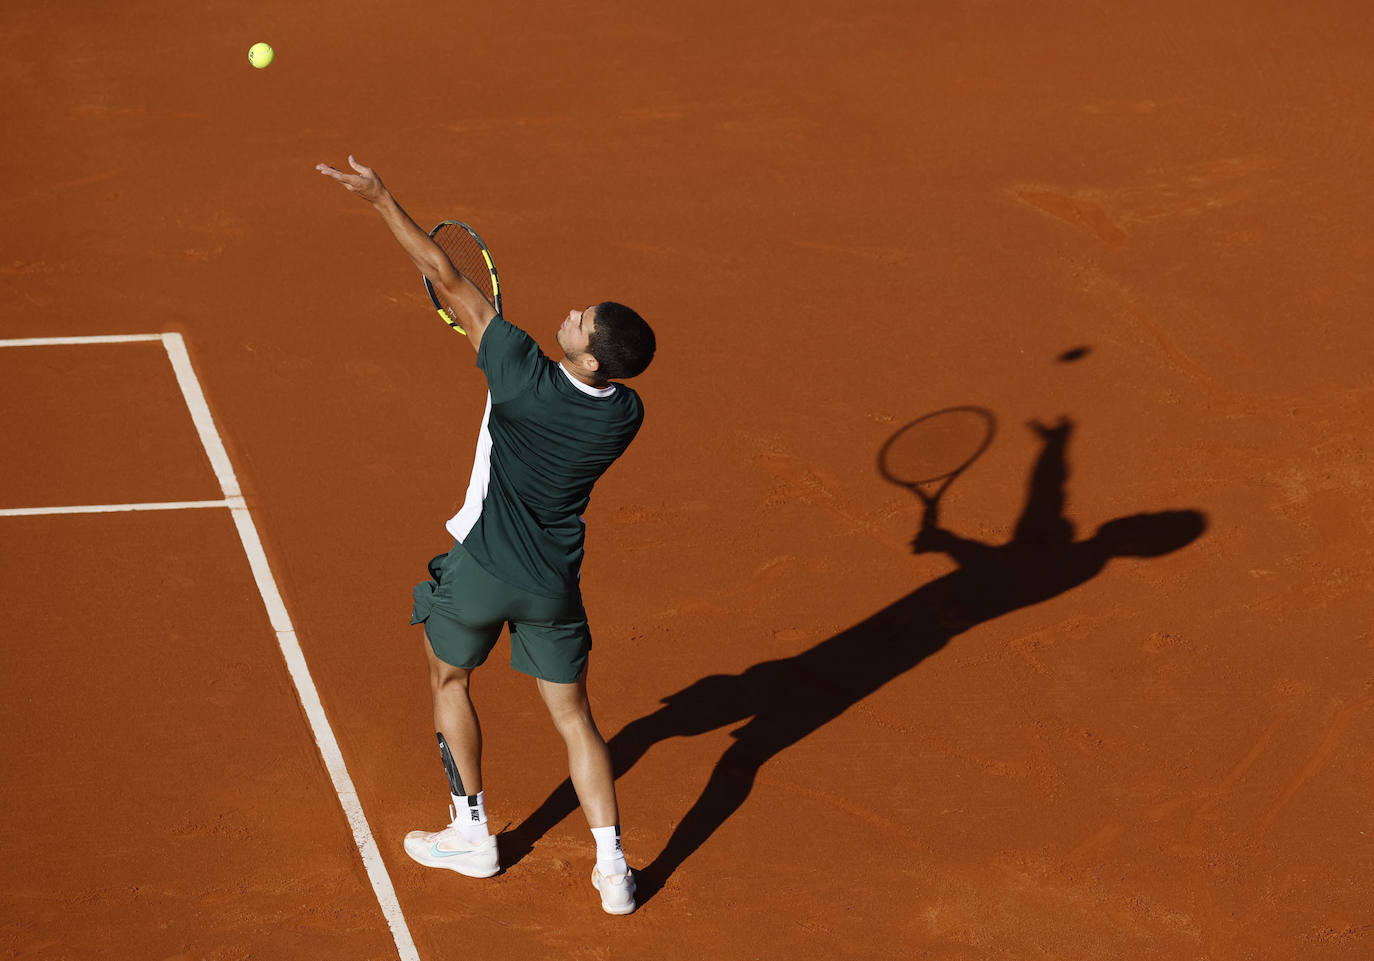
[588,301,656,379]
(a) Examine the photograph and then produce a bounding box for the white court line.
[160,335,242,500]
[0,334,163,347]
[158,333,419,961]
[0,333,420,961]
[0,499,238,516]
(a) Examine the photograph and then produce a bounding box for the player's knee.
[432,664,473,696]
[547,702,596,740]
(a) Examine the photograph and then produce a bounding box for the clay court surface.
[3,2,1372,959]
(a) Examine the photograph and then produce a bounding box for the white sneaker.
[403,807,500,878]
[591,866,637,915]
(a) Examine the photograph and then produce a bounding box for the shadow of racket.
[878,406,998,530]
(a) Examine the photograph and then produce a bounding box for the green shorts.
[410,540,592,684]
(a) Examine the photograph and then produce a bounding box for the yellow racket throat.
[437,308,468,336]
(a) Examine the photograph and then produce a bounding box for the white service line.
[0,499,238,517]
[0,334,164,347]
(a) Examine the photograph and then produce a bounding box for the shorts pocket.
[410,550,450,625]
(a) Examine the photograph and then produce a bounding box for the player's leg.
[509,594,636,913]
[535,670,636,914]
[404,543,504,878]
[424,632,484,807]
[535,671,618,828]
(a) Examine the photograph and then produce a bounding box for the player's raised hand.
[315,155,386,204]
[1027,416,1072,440]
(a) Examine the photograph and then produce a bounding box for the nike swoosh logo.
[429,842,480,859]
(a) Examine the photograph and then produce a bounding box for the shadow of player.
[501,415,1206,904]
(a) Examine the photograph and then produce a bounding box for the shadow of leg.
[636,735,763,906]
[501,711,672,868]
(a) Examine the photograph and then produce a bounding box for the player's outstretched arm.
[315,156,495,350]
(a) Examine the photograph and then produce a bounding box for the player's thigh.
[421,627,477,688]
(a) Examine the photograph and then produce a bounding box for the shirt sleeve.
[476,315,546,403]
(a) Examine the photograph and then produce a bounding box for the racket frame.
[423,220,501,336]
[878,406,998,509]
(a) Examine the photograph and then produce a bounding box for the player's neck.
[560,358,608,389]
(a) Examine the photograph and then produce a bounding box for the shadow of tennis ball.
[1057,346,1092,363]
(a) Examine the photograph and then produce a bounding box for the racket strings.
[880,409,996,486]
[432,224,497,307]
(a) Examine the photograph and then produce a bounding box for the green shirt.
[445,315,645,597]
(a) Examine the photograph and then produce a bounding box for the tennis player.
[317,156,655,915]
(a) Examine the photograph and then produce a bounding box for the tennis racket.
[424,221,501,336]
[878,406,997,522]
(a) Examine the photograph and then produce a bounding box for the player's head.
[1093,510,1207,556]
[588,301,655,379]
[560,302,656,381]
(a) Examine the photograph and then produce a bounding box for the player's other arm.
[315,155,495,350]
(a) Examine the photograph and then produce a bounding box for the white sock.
[591,824,627,877]
[451,791,489,842]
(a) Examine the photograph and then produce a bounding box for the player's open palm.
[315,155,384,203]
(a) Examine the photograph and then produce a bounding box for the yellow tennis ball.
[248,42,275,69]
